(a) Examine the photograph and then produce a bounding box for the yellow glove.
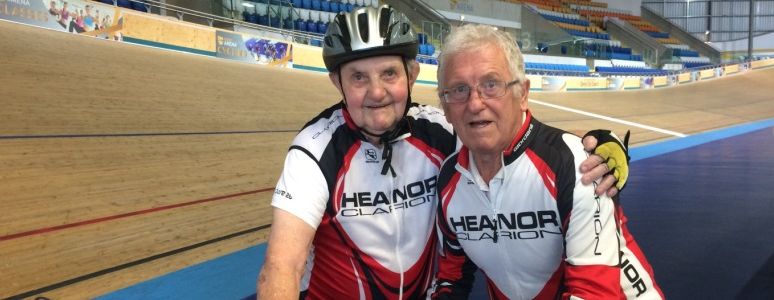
[583,130,630,191]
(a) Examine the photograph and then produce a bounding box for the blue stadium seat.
[117,0,131,9]
[318,21,328,34]
[131,0,147,12]
[258,14,269,26]
[312,0,321,11]
[248,12,259,24]
[306,20,318,33]
[321,0,331,12]
[295,19,307,32]
[330,1,341,13]
[418,44,426,56]
[292,0,303,8]
[302,0,312,9]
[417,33,427,45]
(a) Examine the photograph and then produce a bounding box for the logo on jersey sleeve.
[274,188,293,200]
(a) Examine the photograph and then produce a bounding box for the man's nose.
[367,79,387,99]
[466,87,487,111]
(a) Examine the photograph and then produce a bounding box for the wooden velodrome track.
[1,19,773,299]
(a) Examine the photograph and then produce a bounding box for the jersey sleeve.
[560,134,623,299]
[271,148,329,229]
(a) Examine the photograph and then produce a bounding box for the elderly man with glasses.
[429,24,664,300]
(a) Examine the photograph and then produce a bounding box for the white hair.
[437,24,526,89]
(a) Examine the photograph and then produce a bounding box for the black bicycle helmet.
[323,5,418,71]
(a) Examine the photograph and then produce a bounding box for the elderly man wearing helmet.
[258,5,631,299]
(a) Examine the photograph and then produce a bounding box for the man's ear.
[519,79,531,111]
[329,72,343,93]
[408,60,420,87]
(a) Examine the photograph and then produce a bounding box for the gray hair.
[437,24,525,89]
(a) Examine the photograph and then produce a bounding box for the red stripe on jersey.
[504,110,533,154]
[342,107,359,131]
[457,147,470,170]
[396,234,437,297]
[333,141,362,211]
[616,206,665,299]
[526,148,558,199]
[308,213,371,298]
[325,189,437,298]
[441,172,462,222]
[534,263,564,300]
[406,136,445,167]
[562,264,622,299]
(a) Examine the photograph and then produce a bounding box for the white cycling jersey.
[432,111,663,300]
[272,102,457,299]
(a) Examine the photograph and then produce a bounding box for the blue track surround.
[97,118,774,299]
[96,245,266,300]
[623,124,774,298]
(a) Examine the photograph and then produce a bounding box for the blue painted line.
[630,118,774,162]
[292,64,327,73]
[96,244,267,300]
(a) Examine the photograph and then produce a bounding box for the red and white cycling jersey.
[272,102,457,299]
[432,111,663,300]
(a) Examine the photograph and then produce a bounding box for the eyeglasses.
[441,80,520,104]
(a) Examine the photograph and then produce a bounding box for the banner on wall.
[725,64,739,75]
[700,69,715,80]
[653,76,667,88]
[679,72,692,83]
[667,74,678,86]
[541,77,567,92]
[566,77,607,91]
[606,77,640,90]
[1,0,122,39]
[216,30,293,68]
[640,77,654,89]
[607,77,624,90]
[690,71,700,82]
[714,67,724,78]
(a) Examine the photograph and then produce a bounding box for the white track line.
[530,99,688,137]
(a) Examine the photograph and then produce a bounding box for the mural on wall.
[215,30,293,68]
[1,0,123,40]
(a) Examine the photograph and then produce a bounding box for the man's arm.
[430,207,477,300]
[257,208,316,300]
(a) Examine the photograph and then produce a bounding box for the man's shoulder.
[292,103,348,152]
[532,120,583,152]
[407,104,450,126]
[406,104,456,151]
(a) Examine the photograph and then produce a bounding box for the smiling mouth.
[469,120,492,128]
[366,103,391,109]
